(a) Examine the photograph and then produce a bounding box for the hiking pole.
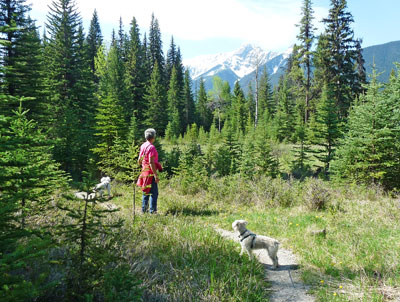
[133,183,136,222]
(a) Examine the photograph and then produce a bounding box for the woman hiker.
[137,128,162,214]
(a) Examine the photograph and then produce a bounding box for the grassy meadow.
[110,173,400,302]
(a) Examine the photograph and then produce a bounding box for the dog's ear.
[243,220,248,226]
[232,220,238,229]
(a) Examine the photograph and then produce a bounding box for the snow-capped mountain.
[184,44,292,91]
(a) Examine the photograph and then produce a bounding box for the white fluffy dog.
[232,219,280,269]
[94,176,111,197]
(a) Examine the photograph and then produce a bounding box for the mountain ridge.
[184,41,400,91]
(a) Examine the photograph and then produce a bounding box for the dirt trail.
[215,228,315,302]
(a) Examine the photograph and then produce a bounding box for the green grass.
[111,175,400,301]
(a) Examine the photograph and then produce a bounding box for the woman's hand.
[154,175,160,183]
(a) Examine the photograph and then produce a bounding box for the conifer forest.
[1,0,400,301]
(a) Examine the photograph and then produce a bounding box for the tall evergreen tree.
[231,81,247,135]
[167,66,183,132]
[258,67,274,117]
[0,99,66,301]
[45,0,92,178]
[183,69,196,129]
[274,76,296,142]
[315,0,364,118]
[309,84,340,175]
[86,9,102,74]
[197,78,212,131]
[148,14,165,79]
[332,68,400,188]
[296,0,315,122]
[0,1,46,122]
[166,36,177,82]
[124,16,145,126]
[145,61,167,134]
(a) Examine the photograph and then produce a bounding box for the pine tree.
[92,93,126,176]
[106,43,126,115]
[86,9,102,75]
[58,174,124,300]
[144,61,167,134]
[148,13,165,79]
[274,76,295,142]
[315,0,364,118]
[309,84,340,175]
[183,69,196,129]
[166,36,177,82]
[0,99,66,301]
[253,124,279,177]
[0,1,46,123]
[332,68,400,188]
[44,0,91,178]
[167,66,183,132]
[124,16,145,126]
[197,78,212,130]
[258,67,274,118]
[231,81,247,135]
[296,0,315,122]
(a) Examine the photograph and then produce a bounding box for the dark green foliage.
[0,99,66,301]
[92,93,126,176]
[148,13,165,79]
[196,78,212,130]
[332,68,400,189]
[124,17,146,127]
[183,69,196,130]
[315,0,364,118]
[145,61,168,134]
[258,67,274,118]
[309,84,340,175]
[57,175,135,301]
[296,0,315,122]
[44,0,95,179]
[274,76,296,142]
[167,66,183,133]
[86,9,102,74]
[231,81,247,135]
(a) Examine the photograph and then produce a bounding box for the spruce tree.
[197,78,212,130]
[124,16,145,126]
[92,93,126,176]
[144,61,167,133]
[183,69,196,129]
[296,0,315,122]
[86,9,102,75]
[0,99,66,301]
[332,68,400,188]
[44,0,92,178]
[315,0,364,118]
[148,13,165,79]
[274,76,295,142]
[258,67,274,118]
[231,81,247,135]
[309,84,340,175]
[167,66,183,132]
[0,1,46,123]
[166,36,177,82]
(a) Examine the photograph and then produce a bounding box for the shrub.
[304,179,331,210]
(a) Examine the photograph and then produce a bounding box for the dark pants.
[141,178,158,213]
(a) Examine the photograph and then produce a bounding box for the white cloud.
[29,0,328,52]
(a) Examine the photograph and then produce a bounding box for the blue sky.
[29,0,400,60]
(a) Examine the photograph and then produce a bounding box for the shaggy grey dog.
[232,219,280,269]
[94,176,111,197]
